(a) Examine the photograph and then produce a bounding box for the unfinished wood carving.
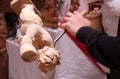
[10,0,60,72]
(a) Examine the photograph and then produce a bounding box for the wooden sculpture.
[9,0,60,72]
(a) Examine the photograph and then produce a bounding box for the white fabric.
[101,3,119,36]
[103,0,120,16]
[101,0,120,36]
[6,28,107,79]
[16,27,22,37]
[54,29,107,79]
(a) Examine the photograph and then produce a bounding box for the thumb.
[80,10,88,15]
[61,23,67,29]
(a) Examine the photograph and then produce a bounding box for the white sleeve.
[104,0,120,16]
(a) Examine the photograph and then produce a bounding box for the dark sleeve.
[76,26,120,70]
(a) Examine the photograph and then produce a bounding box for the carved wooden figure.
[10,0,60,72]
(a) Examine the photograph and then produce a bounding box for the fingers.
[73,11,79,15]
[80,10,88,15]
[64,11,81,21]
[66,12,75,17]
[66,10,87,18]
[64,17,70,21]
[63,12,74,22]
[61,23,67,29]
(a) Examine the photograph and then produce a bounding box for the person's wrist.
[73,26,81,36]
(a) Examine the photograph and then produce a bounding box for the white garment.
[16,27,22,37]
[101,0,120,36]
[103,0,120,16]
[54,29,107,79]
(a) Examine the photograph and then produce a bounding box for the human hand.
[62,11,91,36]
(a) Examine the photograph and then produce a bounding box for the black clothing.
[107,69,120,79]
[117,17,120,36]
[107,18,120,79]
[4,12,19,38]
[76,27,120,71]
